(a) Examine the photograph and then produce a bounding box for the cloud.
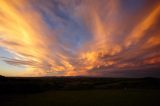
[0,0,160,77]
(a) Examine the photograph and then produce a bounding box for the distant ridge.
[0,75,5,78]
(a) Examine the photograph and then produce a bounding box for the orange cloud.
[0,0,160,77]
[125,5,160,47]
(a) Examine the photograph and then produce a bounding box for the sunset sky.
[0,0,160,77]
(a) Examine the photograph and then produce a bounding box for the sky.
[0,0,160,77]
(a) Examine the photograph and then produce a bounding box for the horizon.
[1,75,160,79]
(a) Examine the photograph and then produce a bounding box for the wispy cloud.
[0,0,160,77]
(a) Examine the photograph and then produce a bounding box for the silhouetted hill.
[0,75,5,77]
[0,75,6,80]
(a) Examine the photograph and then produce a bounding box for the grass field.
[0,77,160,106]
[1,89,160,106]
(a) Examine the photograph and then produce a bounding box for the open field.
[0,76,160,106]
[1,89,160,106]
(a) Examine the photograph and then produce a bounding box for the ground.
[1,89,160,106]
[0,77,160,106]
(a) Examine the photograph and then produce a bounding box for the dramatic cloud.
[0,0,160,77]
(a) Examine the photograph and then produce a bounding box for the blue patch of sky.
[121,0,146,13]
[0,47,25,74]
[32,0,92,53]
[0,47,13,58]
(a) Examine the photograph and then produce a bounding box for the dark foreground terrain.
[0,76,160,106]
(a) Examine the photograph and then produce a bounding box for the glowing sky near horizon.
[0,0,160,77]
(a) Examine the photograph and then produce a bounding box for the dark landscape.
[0,75,160,106]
